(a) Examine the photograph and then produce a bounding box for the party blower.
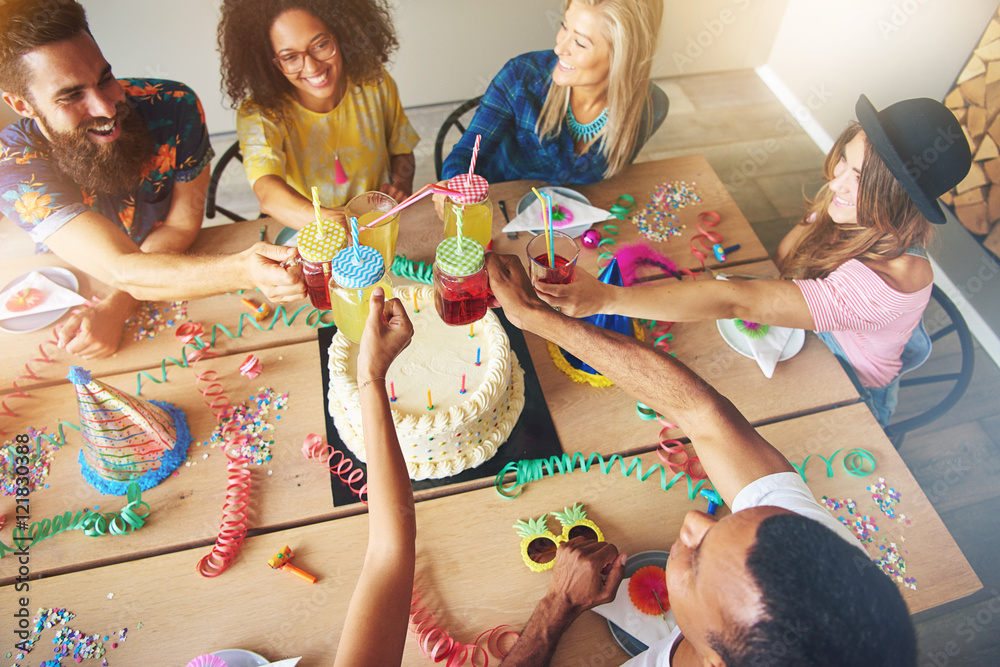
[267,545,317,584]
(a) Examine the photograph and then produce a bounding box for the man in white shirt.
[484,253,915,667]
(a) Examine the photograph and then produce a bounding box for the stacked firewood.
[942,8,1000,256]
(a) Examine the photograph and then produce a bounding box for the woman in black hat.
[534,95,972,426]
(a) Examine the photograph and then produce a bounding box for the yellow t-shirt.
[236,70,419,208]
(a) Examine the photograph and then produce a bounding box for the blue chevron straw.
[456,207,465,253]
[349,216,361,262]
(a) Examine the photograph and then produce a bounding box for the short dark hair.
[217,0,398,121]
[709,514,916,666]
[0,0,90,98]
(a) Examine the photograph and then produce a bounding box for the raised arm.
[44,209,305,303]
[534,265,817,331]
[486,253,793,507]
[335,287,415,667]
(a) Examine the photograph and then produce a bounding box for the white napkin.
[0,271,86,321]
[745,325,795,379]
[501,191,610,239]
[591,577,677,648]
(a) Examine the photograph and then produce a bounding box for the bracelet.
[358,376,386,391]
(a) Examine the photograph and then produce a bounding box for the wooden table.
[0,405,980,665]
[0,157,980,666]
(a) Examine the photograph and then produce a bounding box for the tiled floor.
[20,67,1000,663]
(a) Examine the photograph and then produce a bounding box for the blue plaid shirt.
[442,51,609,186]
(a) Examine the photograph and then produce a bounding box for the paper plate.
[607,550,674,658]
[716,319,805,362]
[516,186,591,215]
[0,267,80,334]
[211,649,268,667]
[275,226,298,247]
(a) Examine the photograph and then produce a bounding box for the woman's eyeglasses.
[514,503,604,572]
[273,35,337,75]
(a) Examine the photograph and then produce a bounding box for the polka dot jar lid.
[297,220,347,262]
[435,236,485,277]
[445,174,489,203]
[331,244,385,288]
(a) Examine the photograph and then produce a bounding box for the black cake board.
[317,308,564,507]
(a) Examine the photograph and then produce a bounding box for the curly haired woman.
[218,0,419,229]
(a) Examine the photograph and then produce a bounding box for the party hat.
[67,366,190,495]
[549,259,634,384]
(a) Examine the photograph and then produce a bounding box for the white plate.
[516,186,591,215]
[211,649,268,667]
[0,267,80,334]
[606,550,674,658]
[716,318,805,362]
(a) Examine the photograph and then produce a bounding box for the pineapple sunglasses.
[513,503,604,572]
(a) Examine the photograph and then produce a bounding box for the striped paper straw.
[542,192,554,268]
[456,207,465,253]
[349,216,361,262]
[468,134,481,182]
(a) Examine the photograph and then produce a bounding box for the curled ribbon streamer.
[173,321,259,577]
[634,402,707,481]
[0,324,63,430]
[0,482,149,558]
[391,254,434,285]
[688,211,723,269]
[196,446,252,577]
[409,590,518,666]
[494,452,712,501]
[135,304,333,395]
[301,434,368,503]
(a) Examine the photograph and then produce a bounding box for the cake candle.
[390,381,396,402]
[427,389,434,411]
[460,373,467,394]
[413,291,419,313]
[475,347,481,366]
[469,323,475,338]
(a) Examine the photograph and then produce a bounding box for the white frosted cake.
[327,285,526,480]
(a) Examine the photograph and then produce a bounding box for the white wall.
[763,0,999,151]
[80,0,564,136]
[74,0,787,136]
[651,0,789,77]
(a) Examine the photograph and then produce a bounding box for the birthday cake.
[327,285,525,479]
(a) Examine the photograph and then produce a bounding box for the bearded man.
[0,0,304,357]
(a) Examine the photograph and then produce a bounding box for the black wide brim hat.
[856,94,972,225]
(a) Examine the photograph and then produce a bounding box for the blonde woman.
[440,0,665,185]
[537,96,972,425]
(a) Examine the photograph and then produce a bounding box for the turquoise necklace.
[566,104,608,143]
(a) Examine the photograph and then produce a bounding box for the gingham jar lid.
[445,174,489,203]
[331,244,385,288]
[435,236,485,277]
[297,220,347,262]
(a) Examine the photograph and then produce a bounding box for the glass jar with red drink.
[297,219,347,311]
[433,236,490,326]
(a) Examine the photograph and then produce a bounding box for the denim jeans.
[816,331,902,427]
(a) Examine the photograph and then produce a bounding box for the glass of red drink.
[433,236,490,326]
[526,230,579,285]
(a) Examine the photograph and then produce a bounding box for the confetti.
[197,387,290,466]
[2,429,57,496]
[123,301,188,342]
[631,180,701,242]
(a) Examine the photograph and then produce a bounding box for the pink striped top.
[795,259,932,388]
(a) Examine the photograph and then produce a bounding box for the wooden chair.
[434,95,482,181]
[206,139,248,222]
